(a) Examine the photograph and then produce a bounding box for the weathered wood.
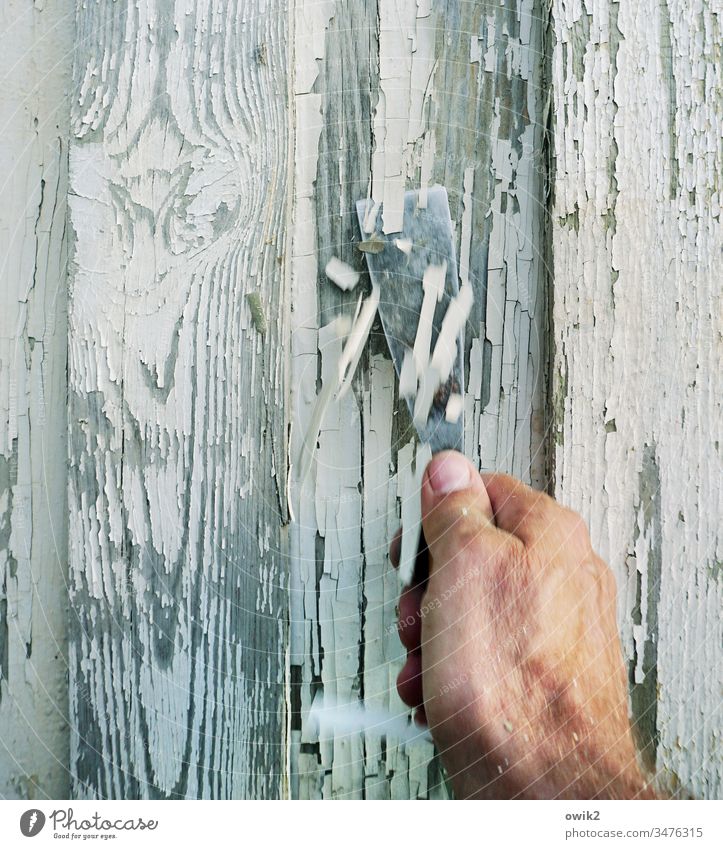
[67,0,289,798]
[550,0,721,798]
[289,0,548,798]
[0,1,73,799]
[4,0,716,803]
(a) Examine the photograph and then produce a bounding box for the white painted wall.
[0,1,73,799]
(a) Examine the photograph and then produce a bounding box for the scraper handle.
[413,531,430,587]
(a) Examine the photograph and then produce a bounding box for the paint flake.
[298,317,353,484]
[413,262,446,376]
[362,200,381,234]
[326,257,360,291]
[412,364,440,428]
[337,284,381,397]
[399,349,416,398]
[445,393,463,423]
[357,238,385,254]
[430,284,474,382]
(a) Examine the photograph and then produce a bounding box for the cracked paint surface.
[3,0,715,804]
[289,0,547,798]
[66,0,288,799]
[0,0,72,799]
[551,0,721,798]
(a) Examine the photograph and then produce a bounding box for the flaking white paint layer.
[289,0,548,799]
[67,0,288,799]
[0,0,72,800]
[551,0,721,798]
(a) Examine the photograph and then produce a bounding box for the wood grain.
[550,0,721,798]
[0,0,73,799]
[67,0,289,798]
[4,0,717,803]
[288,0,548,798]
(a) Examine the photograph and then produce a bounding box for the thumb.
[421,451,495,574]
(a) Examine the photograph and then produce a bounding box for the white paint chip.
[423,262,446,299]
[459,167,475,287]
[399,349,417,398]
[395,238,413,255]
[470,35,482,64]
[413,262,447,377]
[413,364,440,428]
[308,692,431,745]
[325,256,360,291]
[362,200,381,234]
[335,314,353,337]
[430,284,474,382]
[445,393,463,423]
[337,284,380,397]
[298,366,336,486]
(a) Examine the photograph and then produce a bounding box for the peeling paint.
[630,444,663,771]
[2,0,680,803]
[67,1,288,799]
[551,0,722,798]
[289,0,548,799]
[0,0,72,799]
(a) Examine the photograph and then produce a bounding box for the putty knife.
[355,186,465,454]
[356,187,466,586]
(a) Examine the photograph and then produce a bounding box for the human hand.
[391,451,656,799]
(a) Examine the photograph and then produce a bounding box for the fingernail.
[427,452,471,494]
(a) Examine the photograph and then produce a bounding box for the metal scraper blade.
[356,186,464,454]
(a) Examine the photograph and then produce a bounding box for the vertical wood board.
[288,0,548,798]
[0,0,73,800]
[550,0,721,798]
[67,0,290,799]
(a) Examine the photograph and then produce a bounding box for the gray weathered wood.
[67,0,289,798]
[0,0,73,799]
[288,0,548,798]
[550,0,722,798]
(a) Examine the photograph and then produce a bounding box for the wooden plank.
[67,0,289,798]
[0,1,73,799]
[289,0,548,798]
[550,0,721,798]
